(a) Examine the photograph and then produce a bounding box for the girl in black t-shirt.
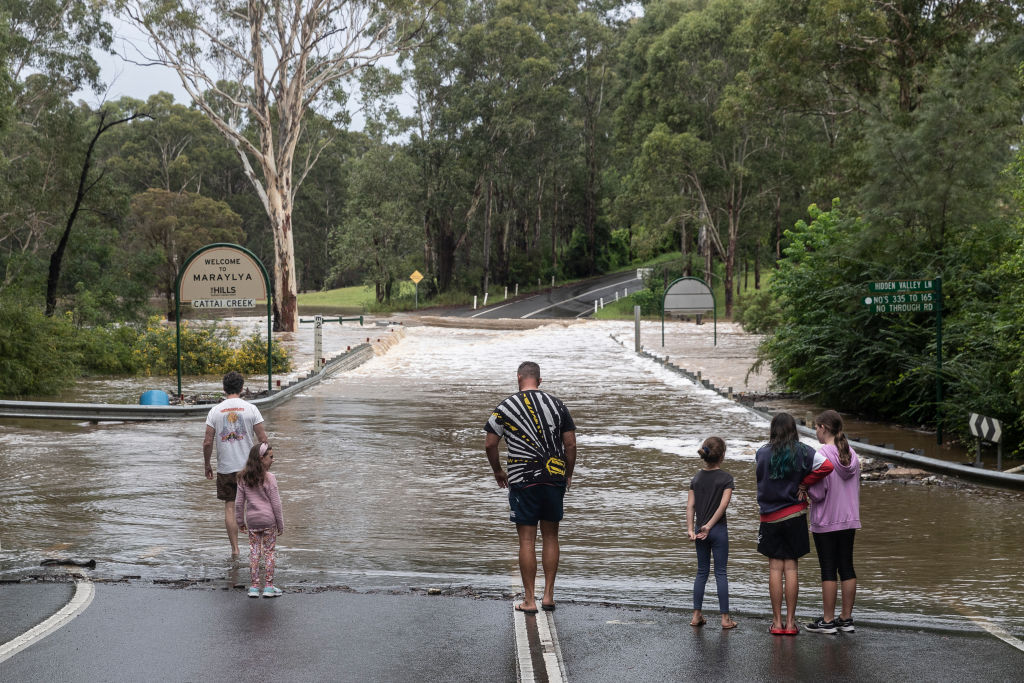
[686,436,738,629]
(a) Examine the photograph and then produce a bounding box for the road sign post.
[863,277,943,444]
[314,315,323,371]
[969,413,1003,470]
[410,270,424,309]
[662,277,716,347]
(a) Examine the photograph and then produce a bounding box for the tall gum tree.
[124,0,429,330]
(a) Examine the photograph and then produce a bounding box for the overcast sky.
[76,15,383,130]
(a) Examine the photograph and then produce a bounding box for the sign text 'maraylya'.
[192,272,254,282]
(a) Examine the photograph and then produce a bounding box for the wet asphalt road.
[3,581,1020,682]
[457,271,643,319]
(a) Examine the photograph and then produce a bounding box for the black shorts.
[757,514,810,560]
[216,472,239,501]
[509,484,565,526]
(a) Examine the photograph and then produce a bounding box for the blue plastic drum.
[139,390,170,406]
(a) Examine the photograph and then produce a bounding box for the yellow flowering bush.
[133,317,291,375]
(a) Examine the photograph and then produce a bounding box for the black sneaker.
[804,617,838,634]
[837,617,855,632]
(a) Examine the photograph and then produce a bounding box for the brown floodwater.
[1,321,1022,637]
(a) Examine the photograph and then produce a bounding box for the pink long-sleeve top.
[235,471,284,533]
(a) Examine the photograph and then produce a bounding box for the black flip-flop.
[541,603,556,612]
[515,603,539,614]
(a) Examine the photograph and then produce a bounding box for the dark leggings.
[813,529,856,582]
[693,523,729,613]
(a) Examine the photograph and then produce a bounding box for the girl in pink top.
[805,410,861,634]
[235,442,285,598]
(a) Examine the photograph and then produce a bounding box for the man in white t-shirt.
[203,371,268,556]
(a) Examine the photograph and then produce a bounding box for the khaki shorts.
[216,472,239,501]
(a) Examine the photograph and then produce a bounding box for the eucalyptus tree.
[745,0,1024,264]
[1,0,112,299]
[330,144,421,303]
[128,188,244,318]
[103,93,233,195]
[614,0,766,315]
[401,0,481,294]
[125,0,432,330]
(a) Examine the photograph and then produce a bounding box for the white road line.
[512,601,569,683]
[0,577,95,663]
[945,597,1024,653]
[521,277,640,319]
[536,610,567,683]
[470,297,535,318]
[513,602,536,682]
[967,616,1024,652]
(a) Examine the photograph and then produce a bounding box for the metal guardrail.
[624,338,1024,491]
[0,344,374,422]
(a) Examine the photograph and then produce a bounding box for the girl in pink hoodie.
[236,442,285,598]
[805,410,861,634]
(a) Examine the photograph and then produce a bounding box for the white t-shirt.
[205,397,265,474]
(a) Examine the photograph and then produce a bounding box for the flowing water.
[1,321,1022,635]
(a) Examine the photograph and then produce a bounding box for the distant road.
[456,270,643,319]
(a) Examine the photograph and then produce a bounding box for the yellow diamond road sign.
[410,270,423,284]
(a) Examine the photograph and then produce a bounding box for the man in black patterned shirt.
[485,361,577,614]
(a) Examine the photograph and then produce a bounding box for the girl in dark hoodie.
[755,412,833,635]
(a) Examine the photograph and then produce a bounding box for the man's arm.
[254,422,268,444]
[203,425,216,480]
[485,432,508,488]
[562,430,576,490]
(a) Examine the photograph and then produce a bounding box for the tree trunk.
[680,218,689,276]
[266,179,299,332]
[724,203,742,317]
[47,110,145,316]
[774,193,782,261]
[483,178,493,294]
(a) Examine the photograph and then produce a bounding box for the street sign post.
[969,413,1004,470]
[863,276,943,444]
[662,277,716,347]
[410,270,424,309]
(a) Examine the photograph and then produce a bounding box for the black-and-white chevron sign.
[968,413,1002,443]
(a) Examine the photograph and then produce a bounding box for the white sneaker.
[247,587,260,598]
[262,586,283,598]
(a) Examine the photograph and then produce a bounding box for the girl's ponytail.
[834,430,851,466]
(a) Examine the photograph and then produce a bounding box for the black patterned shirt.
[485,389,576,487]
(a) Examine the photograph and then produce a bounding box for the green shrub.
[733,287,784,334]
[0,302,80,396]
[74,324,143,374]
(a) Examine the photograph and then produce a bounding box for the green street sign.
[869,279,936,293]
[862,292,937,308]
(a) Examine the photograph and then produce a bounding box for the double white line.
[0,578,95,663]
[513,602,568,682]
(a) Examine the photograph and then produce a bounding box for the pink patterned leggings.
[247,528,277,587]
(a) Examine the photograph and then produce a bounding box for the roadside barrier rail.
[617,335,1024,491]
[0,344,374,422]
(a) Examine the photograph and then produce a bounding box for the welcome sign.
[174,243,273,396]
[178,245,267,308]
